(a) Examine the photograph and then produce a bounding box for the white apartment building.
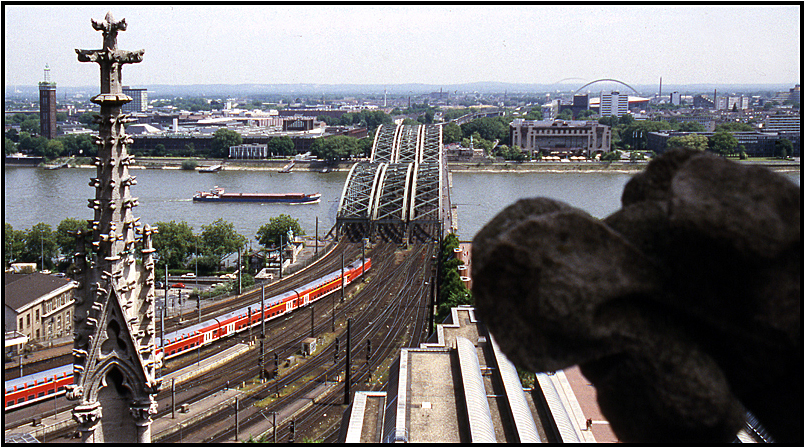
[716,96,750,111]
[600,91,629,117]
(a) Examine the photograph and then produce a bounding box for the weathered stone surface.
[472,149,801,443]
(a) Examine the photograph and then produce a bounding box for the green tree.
[55,218,91,259]
[601,150,622,161]
[210,128,242,158]
[708,130,738,156]
[77,111,99,131]
[5,223,26,267]
[576,109,597,120]
[153,144,166,157]
[715,122,754,132]
[18,133,48,155]
[667,134,709,152]
[598,115,620,127]
[256,214,304,249]
[358,137,373,158]
[678,121,706,132]
[4,137,16,155]
[629,151,645,162]
[310,135,360,162]
[21,223,58,270]
[462,132,494,153]
[442,122,463,144]
[153,221,197,270]
[6,128,19,142]
[622,120,674,151]
[618,114,635,126]
[20,117,40,134]
[555,109,573,120]
[775,138,793,158]
[268,136,295,156]
[200,218,246,270]
[60,133,95,157]
[460,116,509,143]
[496,145,528,161]
[522,106,543,121]
[42,139,64,160]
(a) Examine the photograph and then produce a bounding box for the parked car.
[172,282,185,289]
[181,272,196,278]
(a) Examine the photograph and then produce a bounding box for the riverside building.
[509,119,612,158]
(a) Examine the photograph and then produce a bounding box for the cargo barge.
[193,186,320,204]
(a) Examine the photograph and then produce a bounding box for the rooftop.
[3,272,75,311]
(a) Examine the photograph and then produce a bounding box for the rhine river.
[4,166,800,243]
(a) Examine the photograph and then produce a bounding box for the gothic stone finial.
[76,11,143,98]
[91,12,127,51]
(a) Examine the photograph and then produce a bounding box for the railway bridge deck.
[337,123,450,243]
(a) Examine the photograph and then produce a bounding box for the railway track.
[6,241,433,442]
[155,242,435,443]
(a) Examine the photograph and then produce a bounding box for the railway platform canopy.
[336,123,445,243]
[340,306,544,443]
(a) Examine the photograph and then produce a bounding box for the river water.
[3,165,800,243]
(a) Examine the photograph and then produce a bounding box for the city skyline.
[3,5,802,89]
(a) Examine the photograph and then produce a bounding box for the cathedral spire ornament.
[68,12,158,443]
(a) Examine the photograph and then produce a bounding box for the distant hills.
[5,82,797,100]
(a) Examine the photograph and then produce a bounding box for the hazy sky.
[4,4,801,88]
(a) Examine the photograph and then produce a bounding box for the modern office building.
[693,95,715,109]
[122,86,148,113]
[646,130,795,157]
[557,94,590,119]
[38,65,57,139]
[599,91,629,117]
[763,114,801,133]
[670,91,681,106]
[510,119,611,158]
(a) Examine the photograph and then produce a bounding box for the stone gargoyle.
[472,148,801,444]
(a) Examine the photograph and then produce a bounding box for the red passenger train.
[4,257,371,410]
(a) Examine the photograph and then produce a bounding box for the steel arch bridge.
[337,123,444,243]
[574,78,639,95]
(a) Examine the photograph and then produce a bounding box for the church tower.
[66,12,159,443]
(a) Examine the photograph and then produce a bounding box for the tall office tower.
[600,91,629,117]
[39,64,57,139]
[122,86,148,112]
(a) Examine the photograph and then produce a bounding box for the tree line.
[435,233,473,325]
[5,214,305,278]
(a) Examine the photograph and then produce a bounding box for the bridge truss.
[337,123,444,243]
